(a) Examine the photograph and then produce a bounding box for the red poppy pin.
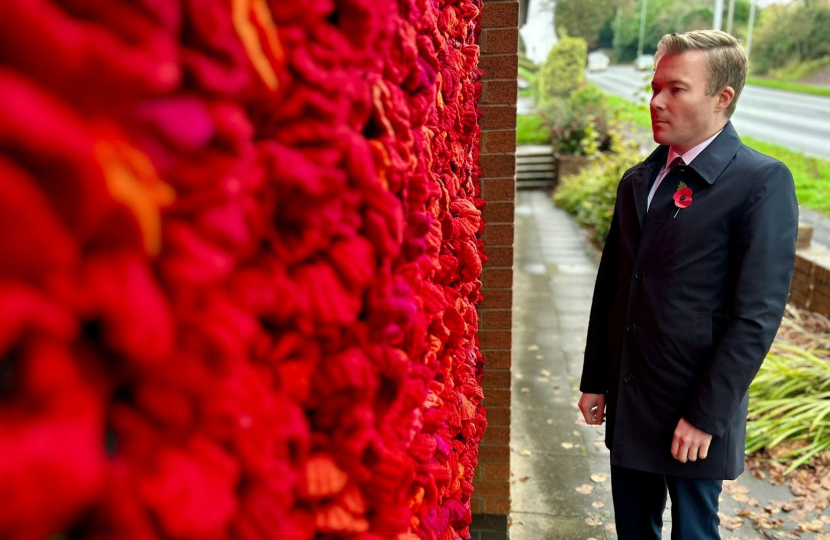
[673,181,692,218]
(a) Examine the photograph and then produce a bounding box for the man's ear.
[715,86,735,114]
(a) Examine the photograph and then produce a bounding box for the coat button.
[626,324,639,332]
[623,374,633,383]
[635,270,645,280]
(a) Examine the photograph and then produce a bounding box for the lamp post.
[726,0,736,34]
[746,0,757,63]
[714,0,724,30]
[637,0,648,57]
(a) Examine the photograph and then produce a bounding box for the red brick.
[484,497,511,515]
[482,388,511,408]
[482,201,515,223]
[478,330,511,349]
[481,368,511,389]
[482,29,519,54]
[483,268,513,288]
[478,54,519,79]
[479,105,517,130]
[484,462,511,480]
[482,426,510,445]
[482,130,517,153]
[479,153,516,178]
[477,444,510,462]
[479,288,512,309]
[483,246,513,267]
[483,223,514,245]
[482,80,518,104]
[481,1,519,28]
[469,496,484,514]
[482,177,515,201]
[481,349,512,369]
[485,407,511,426]
[473,479,510,497]
[480,308,512,329]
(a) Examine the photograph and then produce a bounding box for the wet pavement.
[508,189,822,540]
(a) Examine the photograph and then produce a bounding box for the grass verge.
[746,77,830,98]
[516,114,549,145]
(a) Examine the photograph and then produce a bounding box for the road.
[587,66,830,160]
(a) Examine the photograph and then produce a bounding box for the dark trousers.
[611,464,723,540]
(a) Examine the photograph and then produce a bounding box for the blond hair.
[655,30,747,118]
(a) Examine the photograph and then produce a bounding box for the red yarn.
[0,0,487,537]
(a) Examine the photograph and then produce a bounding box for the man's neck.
[671,121,728,156]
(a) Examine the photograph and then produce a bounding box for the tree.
[554,0,617,50]
[612,0,751,62]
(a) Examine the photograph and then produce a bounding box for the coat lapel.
[631,146,668,231]
[629,121,744,232]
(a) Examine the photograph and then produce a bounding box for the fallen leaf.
[585,517,602,526]
[561,442,574,449]
[795,520,825,533]
[535,355,545,360]
[519,476,530,483]
[592,501,605,509]
[573,430,580,436]
[515,373,523,379]
[732,494,749,502]
[528,345,539,351]
[519,449,531,457]
[547,419,554,425]
[575,484,594,494]
[593,441,605,448]
[605,523,616,532]
[541,369,551,376]
[590,474,608,483]
[521,387,530,393]
[718,512,743,531]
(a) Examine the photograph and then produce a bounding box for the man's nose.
[650,93,664,110]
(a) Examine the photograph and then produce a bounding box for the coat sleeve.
[684,161,799,438]
[580,184,623,395]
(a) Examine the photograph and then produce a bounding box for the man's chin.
[652,124,671,145]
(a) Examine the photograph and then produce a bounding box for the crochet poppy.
[0,0,488,538]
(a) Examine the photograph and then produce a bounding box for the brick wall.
[472,0,518,533]
[789,245,830,318]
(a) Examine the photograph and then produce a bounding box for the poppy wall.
[0,0,489,539]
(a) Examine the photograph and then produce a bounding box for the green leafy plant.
[746,306,830,474]
[553,132,640,245]
[542,85,615,156]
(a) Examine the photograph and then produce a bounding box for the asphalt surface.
[587,65,830,160]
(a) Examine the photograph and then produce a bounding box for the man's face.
[650,50,727,152]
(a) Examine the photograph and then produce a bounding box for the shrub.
[542,85,614,156]
[553,133,641,246]
[536,32,587,107]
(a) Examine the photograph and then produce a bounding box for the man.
[577,30,798,540]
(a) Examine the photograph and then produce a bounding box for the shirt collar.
[644,121,743,185]
[665,128,724,170]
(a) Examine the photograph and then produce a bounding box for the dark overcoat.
[580,122,798,480]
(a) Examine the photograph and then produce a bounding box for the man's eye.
[672,88,683,93]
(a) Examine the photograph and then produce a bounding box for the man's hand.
[671,417,713,463]
[578,393,606,426]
